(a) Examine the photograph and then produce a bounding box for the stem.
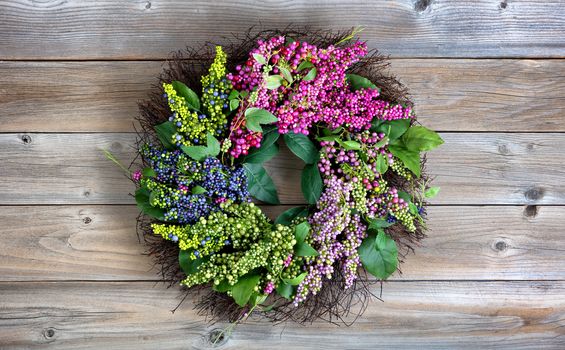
[102,149,130,175]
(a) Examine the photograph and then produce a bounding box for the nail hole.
[83,217,92,224]
[43,328,56,339]
[499,1,507,9]
[83,191,91,198]
[524,187,544,201]
[207,328,229,346]
[495,241,508,251]
[21,135,32,144]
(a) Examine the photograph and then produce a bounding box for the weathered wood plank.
[0,205,563,282]
[0,0,564,60]
[0,281,563,349]
[1,133,563,205]
[1,59,564,132]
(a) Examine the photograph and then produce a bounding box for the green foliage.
[179,250,205,275]
[375,154,389,174]
[276,282,294,300]
[141,167,156,178]
[265,75,284,90]
[171,80,200,111]
[402,126,444,151]
[242,163,280,204]
[181,133,221,161]
[284,132,319,164]
[294,241,319,257]
[373,118,411,141]
[389,144,421,177]
[346,73,377,91]
[134,188,165,220]
[283,272,307,285]
[154,121,177,149]
[252,53,267,65]
[232,273,261,307]
[275,206,308,225]
[425,186,440,198]
[245,108,278,132]
[359,231,398,279]
[303,67,317,81]
[297,61,313,72]
[242,143,279,164]
[294,221,310,242]
[301,163,322,204]
[191,185,207,195]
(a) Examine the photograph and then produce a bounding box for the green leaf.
[425,186,440,199]
[253,53,267,65]
[276,282,294,300]
[206,133,221,157]
[172,81,200,111]
[397,191,412,202]
[317,135,340,142]
[154,121,177,149]
[359,232,398,279]
[401,126,444,151]
[303,67,317,81]
[375,154,389,174]
[191,185,207,195]
[245,108,278,133]
[339,140,362,150]
[242,143,279,164]
[368,219,394,230]
[232,273,261,307]
[179,250,204,275]
[284,132,318,164]
[228,90,239,99]
[249,293,268,307]
[243,163,280,204]
[409,202,418,215]
[230,98,239,111]
[374,136,389,149]
[389,145,421,177]
[297,61,313,72]
[295,241,319,257]
[294,221,310,243]
[375,119,411,141]
[212,279,232,292]
[282,272,307,286]
[259,125,280,149]
[278,66,293,83]
[346,74,377,91]
[265,75,283,90]
[141,167,156,178]
[275,206,308,225]
[301,164,323,204]
[181,145,209,161]
[135,188,165,220]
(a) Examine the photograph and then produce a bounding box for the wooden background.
[0,0,564,349]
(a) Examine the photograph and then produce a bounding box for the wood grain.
[0,281,563,349]
[0,205,563,282]
[1,59,564,132]
[1,133,564,205]
[1,0,564,60]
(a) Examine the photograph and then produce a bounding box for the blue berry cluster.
[140,144,250,224]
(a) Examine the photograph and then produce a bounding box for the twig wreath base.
[131,27,441,325]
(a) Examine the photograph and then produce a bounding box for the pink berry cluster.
[225,36,414,158]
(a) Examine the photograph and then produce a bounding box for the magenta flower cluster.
[226,36,414,158]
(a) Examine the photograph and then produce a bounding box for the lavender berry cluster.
[131,31,443,314]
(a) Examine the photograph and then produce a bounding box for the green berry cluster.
[390,157,413,180]
[389,206,416,232]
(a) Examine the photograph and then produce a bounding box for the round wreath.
[128,28,443,324]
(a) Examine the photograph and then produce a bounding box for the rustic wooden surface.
[0,1,564,349]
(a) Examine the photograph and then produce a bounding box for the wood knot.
[21,135,32,144]
[494,241,508,252]
[43,327,56,340]
[83,190,91,198]
[207,328,229,347]
[145,1,151,9]
[83,216,92,224]
[414,0,432,12]
[523,205,538,218]
[499,1,507,9]
[524,187,544,201]
[498,144,509,155]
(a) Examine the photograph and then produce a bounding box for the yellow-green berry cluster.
[390,157,413,180]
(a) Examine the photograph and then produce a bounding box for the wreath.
[120,28,443,324]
